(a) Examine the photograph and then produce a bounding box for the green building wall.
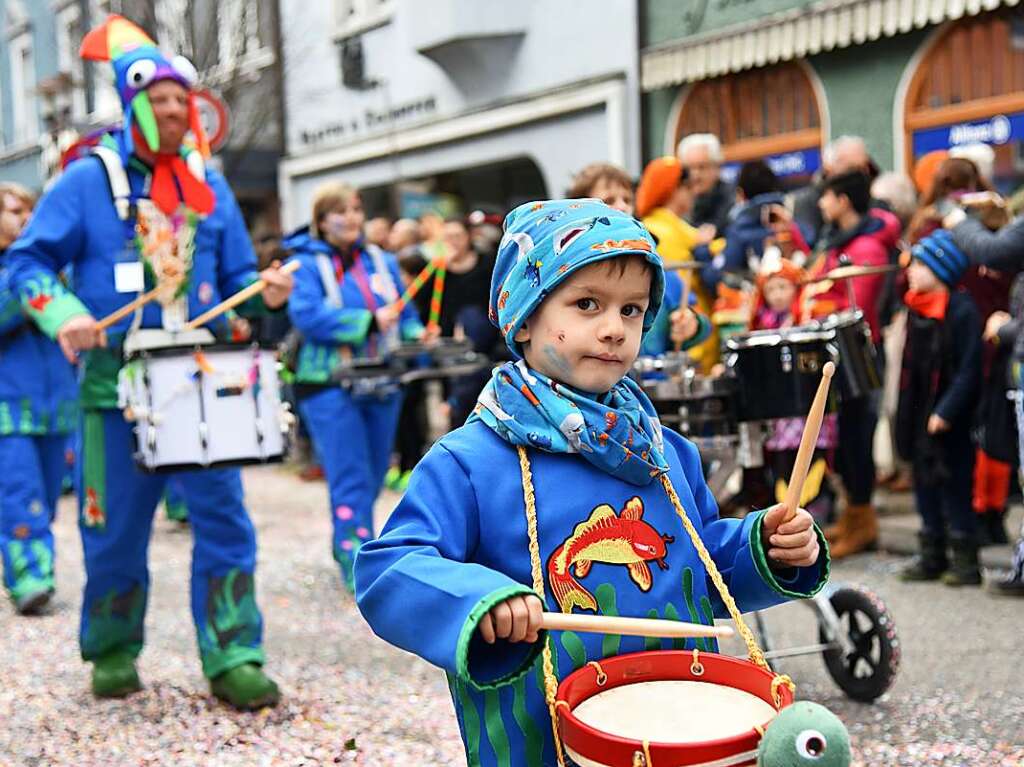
[642,24,936,172]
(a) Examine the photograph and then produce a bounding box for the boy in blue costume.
[5,16,293,708]
[0,183,79,615]
[357,199,829,766]
[285,182,426,591]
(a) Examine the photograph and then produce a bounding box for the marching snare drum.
[557,650,794,767]
[118,330,288,472]
[725,327,837,422]
[815,310,881,401]
[394,338,490,384]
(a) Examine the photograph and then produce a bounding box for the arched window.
[904,10,1024,190]
[673,62,825,185]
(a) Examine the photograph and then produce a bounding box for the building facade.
[0,0,284,233]
[642,0,1024,192]
[278,0,642,228]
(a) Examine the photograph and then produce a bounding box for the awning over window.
[641,0,1020,90]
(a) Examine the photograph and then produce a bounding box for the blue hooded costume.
[283,226,424,590]
[0,244,78,609]
[5,16,273,678]
[355,199,829,767]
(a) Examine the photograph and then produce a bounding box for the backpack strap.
[92,145,132,221]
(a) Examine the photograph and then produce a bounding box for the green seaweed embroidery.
[82,584,146,659]
[682,567,708,652]
[559,631,587,670]
[595,584,621,659]
[511,673,545,766]
[198,569,261,659]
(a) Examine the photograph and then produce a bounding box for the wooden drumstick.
[673,274,692,353]
[184,259,300,330]
[95,287,163,331]
[541,612,734,640]
[781,361,836,523]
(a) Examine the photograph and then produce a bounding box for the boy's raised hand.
[761,504,820,568]
[478,594,544,644]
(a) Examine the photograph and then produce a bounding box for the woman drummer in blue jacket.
[285,182,427,592]
[0,183,78,614]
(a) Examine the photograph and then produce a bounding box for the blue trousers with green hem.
[0,434,67,601]
[298,386,402,591]
[77,410,265,679]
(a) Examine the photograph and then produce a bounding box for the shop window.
[673,62,824,186]
[904,10,1024,192]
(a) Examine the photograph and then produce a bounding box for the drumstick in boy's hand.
[541,612,734,640]
[781,361,835,523]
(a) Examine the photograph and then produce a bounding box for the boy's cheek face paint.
[542,343,574,377]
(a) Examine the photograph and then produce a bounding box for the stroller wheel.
[819,584,900,702]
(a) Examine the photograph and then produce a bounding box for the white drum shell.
[120,345,285,471]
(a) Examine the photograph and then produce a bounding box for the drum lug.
[780,345,793,373]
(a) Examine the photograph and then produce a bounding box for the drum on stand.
[557,650,795,767]
[725,327,838,422]
[118,329,289,472]
[814,310,881,401]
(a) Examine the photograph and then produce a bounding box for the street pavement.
[0,464,1021,766]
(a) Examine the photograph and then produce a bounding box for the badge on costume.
[114,261,145,293]
[370,272,389,298]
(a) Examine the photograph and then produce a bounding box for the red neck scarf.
[904,289,949,320]
[132,127,214,216]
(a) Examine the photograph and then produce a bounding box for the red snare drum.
[557,650,793,767]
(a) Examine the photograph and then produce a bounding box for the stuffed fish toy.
[757,701,851,767]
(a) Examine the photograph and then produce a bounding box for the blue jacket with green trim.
[283,230,424,384]
[4,146,266,409]
[0,256,78,435]
[355,421,828,767]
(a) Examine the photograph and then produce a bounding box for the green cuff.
[201,645,266,680]
[749,511,830,599]
[28,292,91,339]
[681,313,712,351]
[456,584,547,692]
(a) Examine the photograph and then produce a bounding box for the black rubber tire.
[819,585,900,702]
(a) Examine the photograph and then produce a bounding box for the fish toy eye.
[125,59,158,89]
[795,729,827,759]
[171,55,198,87]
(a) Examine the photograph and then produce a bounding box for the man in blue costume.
[5,15,293,708]
[356,199,830,766]
[0,183,78,615]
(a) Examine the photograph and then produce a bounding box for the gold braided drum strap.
[658,473,772,672]
[517,445,568,767]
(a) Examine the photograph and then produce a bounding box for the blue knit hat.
[910,230,969,287]
[488,199,665,358]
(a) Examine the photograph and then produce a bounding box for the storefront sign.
[720,147,821,183]
[911,112,1024,157]
[299,96,437,147]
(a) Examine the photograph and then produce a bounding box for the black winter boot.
[941,534,982,586]
[900,530,948,581]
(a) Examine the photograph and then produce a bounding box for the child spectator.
[897,231,982,586]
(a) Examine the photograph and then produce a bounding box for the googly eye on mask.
[125,59,158,90]
[170,55,198,87]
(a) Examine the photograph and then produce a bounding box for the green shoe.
[384,466,402,491]
[210,663,280,710]
[91,650,142,698]
[14,587,53,616]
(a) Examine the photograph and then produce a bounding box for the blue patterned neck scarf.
[471,360,670,486]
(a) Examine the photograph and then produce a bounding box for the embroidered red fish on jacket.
[547,497,674,613]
